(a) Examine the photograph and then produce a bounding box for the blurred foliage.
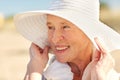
[100,2,109,10]
[6,15,14,21]
[0,15,15,32]
[99,1,120,33]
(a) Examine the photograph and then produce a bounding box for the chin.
[56,57,67,63]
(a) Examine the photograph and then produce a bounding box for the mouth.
[54,45,70,54]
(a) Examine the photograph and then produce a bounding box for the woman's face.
[47,14,92,63]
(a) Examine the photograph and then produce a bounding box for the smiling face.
[47,14,92,63]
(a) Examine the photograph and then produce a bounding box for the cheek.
[48,31,53,41]
[67,33,85,50]
[48,32,53,45]
[64,32,73,39]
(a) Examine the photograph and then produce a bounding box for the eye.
[48,26,55,30]
[63,25,70,30]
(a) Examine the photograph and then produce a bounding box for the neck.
[68,57,91,75]
[68,42,93,76]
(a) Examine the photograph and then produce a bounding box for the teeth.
[56,47,68,50]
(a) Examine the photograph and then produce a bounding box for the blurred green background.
[0,0,120,80]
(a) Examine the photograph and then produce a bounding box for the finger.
[32,43,43,53]
[92,49,101,61]
[94,37,108,53]
[31,43,43,56]
[29,43,34,58]
[43,46,49,56]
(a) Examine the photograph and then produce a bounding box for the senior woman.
[14,0,120,80]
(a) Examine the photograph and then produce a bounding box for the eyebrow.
[61,22,67,25]
[47,22,67,25]
[47,22,51,25]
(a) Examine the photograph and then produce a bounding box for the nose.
[52,30,64,44]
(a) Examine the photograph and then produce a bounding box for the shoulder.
[107,68,120,80]
[108,49,120,80]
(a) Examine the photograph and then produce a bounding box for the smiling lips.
[54,45,70,53]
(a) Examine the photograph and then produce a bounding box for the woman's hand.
[82,37,115,80]
[24,43,49,80]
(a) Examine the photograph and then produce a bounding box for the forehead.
[47,14,72,24]
[47,14,68,21]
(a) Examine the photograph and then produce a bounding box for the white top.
[43,59,120,80]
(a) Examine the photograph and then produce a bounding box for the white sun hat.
[14,0,120,52]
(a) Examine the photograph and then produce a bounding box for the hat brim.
[14,10,120,52]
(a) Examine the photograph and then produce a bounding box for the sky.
[0,0,120,17]
[0,0,54,16]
